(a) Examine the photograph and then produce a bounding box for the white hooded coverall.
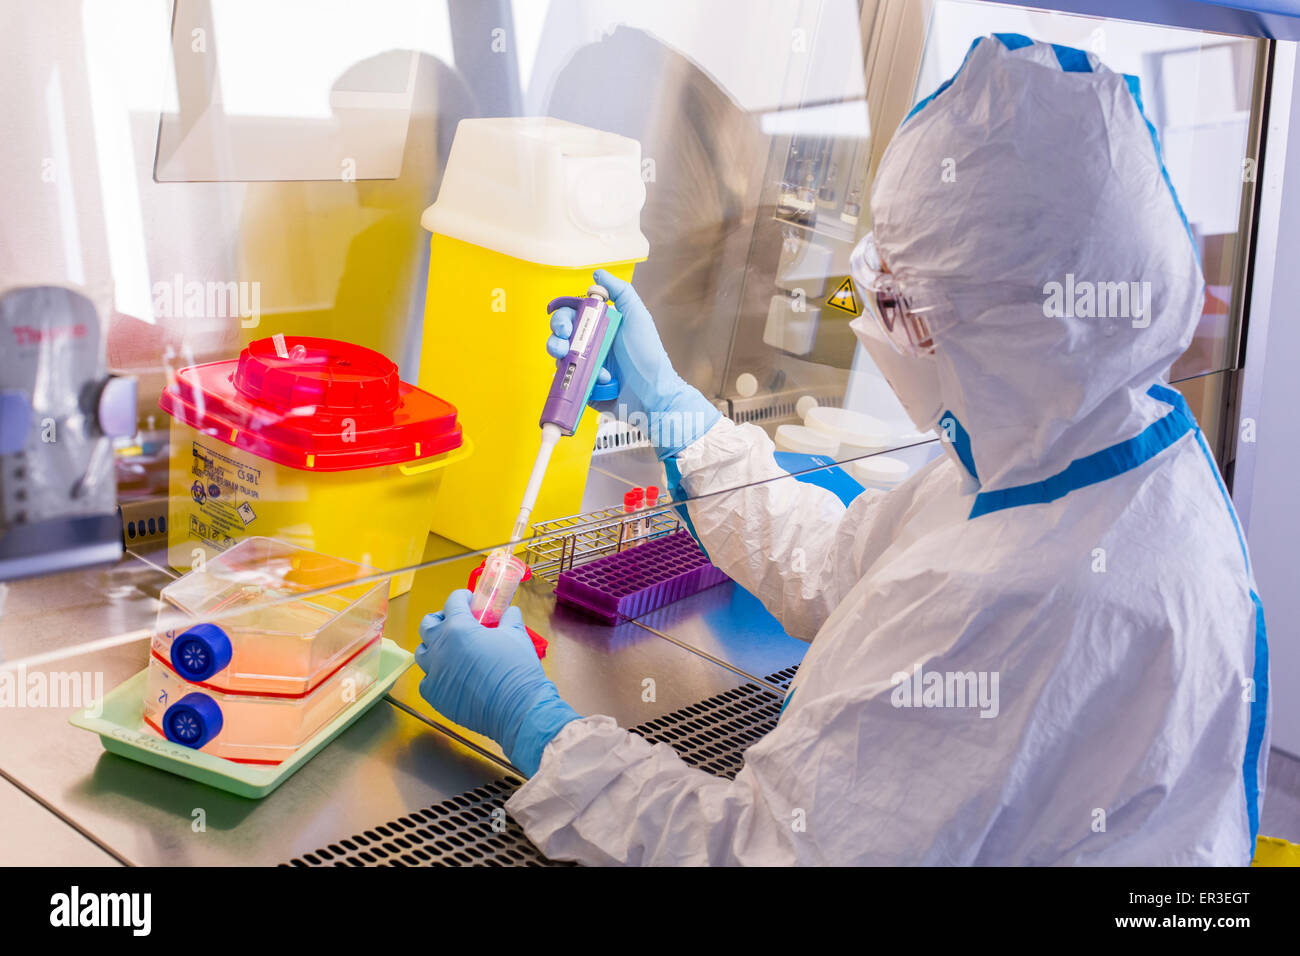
[507,35,1270,865]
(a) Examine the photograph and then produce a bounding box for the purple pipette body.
[541,284,618,436]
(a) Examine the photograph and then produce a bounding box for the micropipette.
[509,284,622,543]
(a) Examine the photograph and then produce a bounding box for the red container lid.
[159,336,463,472]
[624,488,644,511]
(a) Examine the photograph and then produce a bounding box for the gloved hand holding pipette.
[416,591,578,776]
[507,281,624,542]
[546,269,720,460]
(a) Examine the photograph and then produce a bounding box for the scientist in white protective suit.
[414,34,1270,865]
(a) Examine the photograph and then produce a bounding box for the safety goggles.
[849,232,954,357]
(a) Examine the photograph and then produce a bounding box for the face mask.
[849,315,944,433]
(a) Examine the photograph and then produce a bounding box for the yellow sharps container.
[419,118,649,549]
[160,336,472,598]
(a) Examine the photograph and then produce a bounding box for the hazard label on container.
[824,276,861,315]
[187,441,261,551]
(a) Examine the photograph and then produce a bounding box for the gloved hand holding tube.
[546,269,720,459]
[416,590,579,777]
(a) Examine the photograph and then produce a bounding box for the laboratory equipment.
[160,336,470,597]
[804,406,895,458]
[524,501,684,584]
[509,284,623,545]
[142,537,389,763]
[72,641,412,798]
[419,117,648,549]
[466,558,548,658]
[641,486,660,539]
[542,286,624,437]
[469,548,529,627]
[847,455,910,491]
[622,488,644,546]
[546,269,721,460]
[143,639,382,763]
[555,530,727,624]
[0,285,137,580]
[763,293,821,357]
[796,395,820,419]
[151,536,388,693]
[774,424,840,457]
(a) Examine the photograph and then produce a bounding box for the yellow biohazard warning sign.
[824,276,860,315]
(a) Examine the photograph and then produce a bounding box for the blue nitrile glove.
[415,590,580,776]
[546,269,721,459]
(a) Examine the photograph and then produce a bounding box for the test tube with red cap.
[622,488,644,549]
[643,486,660,540]
[470,548,528,626]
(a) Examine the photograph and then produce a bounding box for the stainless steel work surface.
[384,537,761,763]
[0,549,169,666]
[0,521,800,865]
[0,777,121,866]
[635,582,807,689]
[0,636,513,866]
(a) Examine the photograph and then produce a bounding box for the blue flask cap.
[163,692,223,749]
[170,622,233,682]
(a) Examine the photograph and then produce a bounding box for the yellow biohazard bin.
[418,117,649,549]
[160,336,471,597]
[1253,835,1300,866]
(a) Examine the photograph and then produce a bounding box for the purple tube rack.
[555,530,728,624]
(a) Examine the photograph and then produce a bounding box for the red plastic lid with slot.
[159,336,463,471]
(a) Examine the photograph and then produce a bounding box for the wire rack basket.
[524,501,684,585]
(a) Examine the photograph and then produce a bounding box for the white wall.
[1236,42,1300,758]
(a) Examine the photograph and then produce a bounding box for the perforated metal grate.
[766,664,799,693]
[284,666,798,867]
[728,387,842,427]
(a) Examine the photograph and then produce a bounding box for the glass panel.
[1,0,483,671]
[916,1,1263,380]
[0,0,1270,679]
[156,0,447,182]
[3,0,889,669]
[1172,369,1235,469]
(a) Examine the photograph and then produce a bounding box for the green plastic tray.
[69,638,413,799]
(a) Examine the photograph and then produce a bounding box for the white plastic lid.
[774,424,839,457]
[805,406,892,450]
[422,117,650,268]
[847,455,909,488]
